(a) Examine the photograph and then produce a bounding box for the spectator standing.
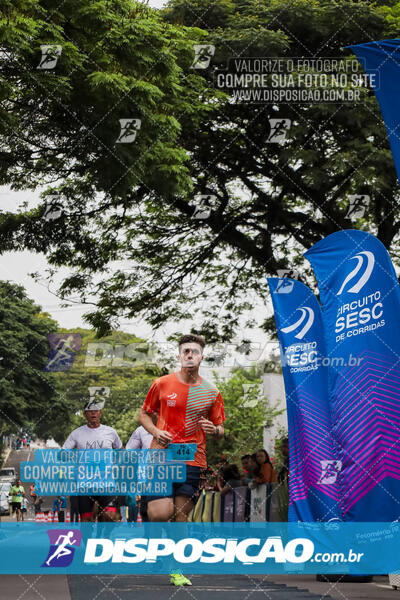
[21,497,28,520]
[217,464,242,496]
[240,455,252,484]
[10,480,25,522]
[278,438,289,483]
[69,496,80,523]
[53,496,61,515]
[59,495,67,522]
[251,449,277,487]
[34,496,44,515]
[249,453,258,477]
[29,483,37,504]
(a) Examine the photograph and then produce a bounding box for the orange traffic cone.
[54,511,59,522]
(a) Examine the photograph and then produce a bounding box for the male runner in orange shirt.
[138,334,225,584]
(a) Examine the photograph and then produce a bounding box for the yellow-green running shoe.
[170,573,192,586]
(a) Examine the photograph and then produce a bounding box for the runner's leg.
[147,498,174,522]
[78,496,95,522]
[174,495,194,522]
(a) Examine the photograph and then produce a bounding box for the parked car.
[0,467,16,482]
[0,481,12,515]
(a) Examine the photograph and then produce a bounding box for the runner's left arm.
[62,433,77,449]
[199,391,225,437]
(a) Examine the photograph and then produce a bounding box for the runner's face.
[84,410,101,427]
[178,342,203,369]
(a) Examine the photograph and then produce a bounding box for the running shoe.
[170,573,192,586]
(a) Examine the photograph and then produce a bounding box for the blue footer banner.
[0,522,400,574]
[268,278,341,523]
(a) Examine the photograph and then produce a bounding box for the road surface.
[0,574,395,600]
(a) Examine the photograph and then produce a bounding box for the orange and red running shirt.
[142,372,225,468]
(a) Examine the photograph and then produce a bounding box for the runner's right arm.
[138,409,173,446]
[139,379,173,446]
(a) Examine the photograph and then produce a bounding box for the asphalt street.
[68,574,336,599]
[0,574,396,600]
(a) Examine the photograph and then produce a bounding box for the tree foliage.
[206,367,283,467]
[0,280,63,438]
[50,328,166,444]
[1,0,400,340]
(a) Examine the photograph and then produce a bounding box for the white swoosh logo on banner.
[336,251,375,295]
[281,307,314,340]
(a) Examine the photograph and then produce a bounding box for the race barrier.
[189,483,281,523]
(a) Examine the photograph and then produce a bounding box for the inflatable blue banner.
[268,278,341,522]
[305,229,400,521]
[346,38,400,181]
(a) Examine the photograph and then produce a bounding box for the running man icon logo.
[318,460,342,485]
[85,386,110,410]
[43,333,82,372]
[42,530,82,568]
[275,269,299,294]
[281,307,315,340]
[267,119,291,143]
[43,198,63,221]
[191,45,215,69]
[115,119,141,143]
[192,195,215,220]
[336,251,375,296]
[37,45,62,70]
[345,195,370,221]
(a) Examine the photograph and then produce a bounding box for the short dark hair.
[221,464,241,482]
[178,334,206,351]
[241,454,251,460]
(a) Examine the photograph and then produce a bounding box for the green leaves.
[0,281,59,436]
[1,0,400,340]
[206,367,283,466]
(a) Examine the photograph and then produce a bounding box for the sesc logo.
[281,307,314,340]
[42,530,82,568]
[336,251,375,296]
